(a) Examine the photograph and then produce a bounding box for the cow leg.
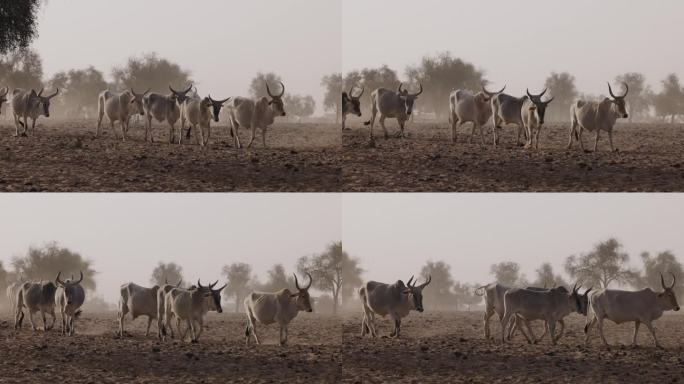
[245,306,260,345]
[632,320,640,346]
[379,116,388,140]
[593,130,600,151]
[470,122,480,144]
[48,308,56,331]
[596,317,610,348]
[567,119,578,149]
[30,117,36,135]
[194,124,205,147]
[483,308,493,340]
[578,128,585,151]
[449,116,458,143]
[41,310,48,331]
[231,120,241,149]
[608,130,616,152]
[644,321,661,348]
[521,319,536,344]
[194,317,204,341]
[492,117,501,146]
[395,120,405,138]
[15,310,24,329]
[535,128,541,149]
[500,311,513,343]
[342,114,346,131]
[584,314,596,345]
[261,125,268,147]
[548,321,557,345]
[59,309,66,334]
[247,124,256,148]
[188,319,197,343]
[28,310,37,331]
[367,109,377,142]
[96,112,104,137]
[553,319,565,343]
[119,311,125,338]
[145,317,153,337]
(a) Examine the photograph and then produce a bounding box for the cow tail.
[474,286,486,296]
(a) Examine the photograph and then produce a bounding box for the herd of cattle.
[4,271,680,348]
[342,81,630,151]
[0,82,287,148]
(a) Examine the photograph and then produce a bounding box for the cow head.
[197,279,227,314]
[659,273,680,311]
[169,84,194,105]
[343,86,363,117]
[291,272,313,312]
[207,95,231,122]
[0,87,8,114]
[396,83,422,116]
[481,84,506,101]
[266,81,286,116]
[130,88,150,116]
[569,283,592,315]
[403,275,431,313]
[607,82,629,119]
[34,88,59,117]
[55,271,83,306]
[526,88,554,125]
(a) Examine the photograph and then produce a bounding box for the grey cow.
[55,271,85,336]
[142,84,193,143]
[363,83,422,142]
[342,86,363,130]
[14,279,58,331]
[11,88,59,136]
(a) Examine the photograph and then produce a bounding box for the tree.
[405,52,484,118]
[111,53,191,93]
[0,1,42,54]
[419,260,455,310]
[532,262,568,288]
[320,72,342,121]
[258,264,292,292]
[490,261,527,287]
[47,66,108,118]
[614,73,651,123]
[150,262,184,287]
[564,238,639,289]
[653,74,683,123]
[222,262,254,313]
[249,72,284,100]
[353,65,399,113]
[0,49,43,90]
[11,242,97,291]
[636,251,684,298]
[284,94,316,120]
[297,241,362,315]
[544,72,578,122]
[0,260,8,305]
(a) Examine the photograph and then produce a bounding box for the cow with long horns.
[180,93,230,146]
[359,275,431,338]
[55,271,85,336]
[97,88,149,141]
[342,85,364,130]
[11,88,59,136]
[489,84,536,147]
[522,88,554,149]
[142,84,193,143]
[225,81,287,148]
[244,273,313,346]
[363,83,423,141]
[164,279,225,343]
[585,273,679,348]
[568,82,629,152]
[448,86,497,144]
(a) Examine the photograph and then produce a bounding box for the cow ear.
[268,100,273,105]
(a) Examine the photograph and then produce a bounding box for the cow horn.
[55,271,63,285]
[75,271,83,284]
[661,273,666,289]
[526,88,533,98]
[584,286,593,296]
[277,81,285,97]
[0,87,7,97]
[182,84,193,94]
[294,273,301,290]
[197,279,204,289]
[413,83,423,97]
[305,272,313,290]
[397,83,404,93]
[607,82,627,99]
[169,84,192,95]
[357,86,364,98]
[131,88,139,97]
[670,272,676,289]
[47,88,59,99]
[210,280,218,288]
[406,275,414,287]
[348,86,355,96]
[143,88,151,95]
[482,84,506,97]
[38,88,44,97]
[215,283,227,292]
[543,96,555,105]
[419,275,432,289]
[176,279,182,288]
[538,88,547,98]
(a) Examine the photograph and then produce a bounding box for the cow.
[14,279,58,331]
[55,271,85,336]
[489,85,536,146]
[342,86,363,130]
[448,86,500,144]
[359,275,431,338]
[363,83,423,141]
[10,88,59,136]
[244,273,313,346]
[5,275,23,312]
[118,282,160,338]
[180,94,230,146]
[585,273,679,348]
[157,278,182,340]
[0,87,8,113]
[164,279,225,343]
[501,284,589,345]
[142,84,193,143]
[568,82,629,152]
[225,81,287,149]
[521,88,554,149]
[96,88,148,141]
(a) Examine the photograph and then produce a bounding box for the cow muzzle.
[675,306,680,311]
[357,112,362,117]
[281,112,286,116]
[217,308,223,313]
[623,113,629,118]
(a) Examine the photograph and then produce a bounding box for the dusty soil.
[342,121,684,191]
[0,311,341,383]
[2,311,681,383]
[0,119,341,192]
[341,311,684,384]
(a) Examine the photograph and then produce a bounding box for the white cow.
[225,82,287,149]
[118,282,160,337]
[157,278,182,340]
[142,84,193,143]
[11,88,59,136]
[568,82,629,152]
[164,280,225,343]
[180,94,230,146]
[448,86,498,144]
[244,273,313,346]
[363,83,422,141]
[96,89,148,141]
[521,89,553,149]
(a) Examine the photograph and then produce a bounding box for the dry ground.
[343,120,684,191]
[0,119,341,192]
[2,311,683,383]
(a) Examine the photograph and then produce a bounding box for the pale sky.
[343,194,684,286]
[343,0,684,96]
[0,194,341,303]
[32,0,341,115]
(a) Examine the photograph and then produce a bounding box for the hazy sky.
[343,0,684,96]
[0,194,341,302]
[32,0,341,115]
[343,194,684,286]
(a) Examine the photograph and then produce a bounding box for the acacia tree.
[653,74,683,123]
[564,238,639,289]
[48,67,108,118]
[150,262,184,287]
[112,53,191,93]
[490,261,527,287]
[249,72,284,100]
[544,72,578,122]
[321,72,342,121]
[532,262,568,288]
[222,262,254,312]
[419,260,455,310]
[12,242,97,291]
[0,49,43,90]
[257,264,292,292]
[636,251,684,298]
[0,0,42,54]
[284,94,315,120]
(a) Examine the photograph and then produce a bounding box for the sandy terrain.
[343,121,684,191]
[2,310,682,383]
[0,119,341,192]
[0,311,341,383]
